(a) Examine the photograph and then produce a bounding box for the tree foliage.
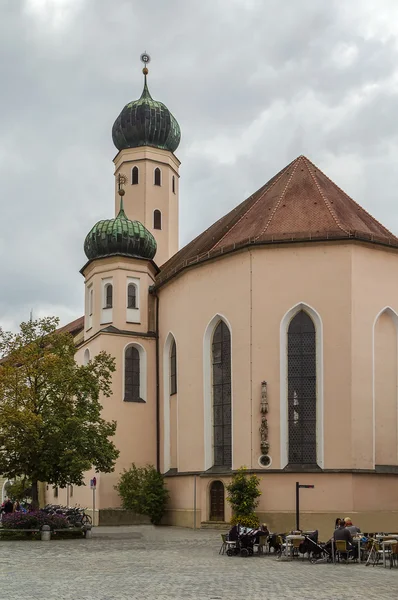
[115,463,169,525]
[0,316,119,505]
[6,478,32,501]
[226,467,261,526]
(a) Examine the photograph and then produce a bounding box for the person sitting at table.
[251,523,269,544]
[228,523,240,542]
[344,517,361,535]
[335,517,342,529]
[334,520,357,558]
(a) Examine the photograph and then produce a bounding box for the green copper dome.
[112,75,181,153]
[84,201,157,262]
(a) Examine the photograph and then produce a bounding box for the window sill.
[123,397,146,403]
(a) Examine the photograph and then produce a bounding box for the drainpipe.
[154,290,160,473]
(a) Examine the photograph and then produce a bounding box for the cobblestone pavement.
[0,526,396,599]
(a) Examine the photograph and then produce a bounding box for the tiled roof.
[56,316,84,337]
[156,155,398,285]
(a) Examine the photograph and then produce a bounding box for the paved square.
[0,526,396,599]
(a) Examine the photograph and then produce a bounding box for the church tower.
[111,54,181,267]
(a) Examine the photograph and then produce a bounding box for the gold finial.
[143,67,148,75]
[117,173,127,196]
[140,52,151,77]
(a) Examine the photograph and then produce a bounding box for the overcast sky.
[2,0,398,330]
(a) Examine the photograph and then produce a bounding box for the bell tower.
[111,53,181,267]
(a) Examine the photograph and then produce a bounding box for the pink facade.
[47,69,398,539]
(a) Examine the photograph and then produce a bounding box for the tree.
[0,316,119,507]
[226,467,261,527]
[6,477,32,502]
[115,464,169,525]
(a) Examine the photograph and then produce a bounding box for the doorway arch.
[209,480,225,521]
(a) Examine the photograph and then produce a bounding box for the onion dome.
[84,195,157,262]
[112,67,181,154]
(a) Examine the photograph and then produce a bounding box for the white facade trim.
[203,313,234,471]
[101,277,113,325]
[123,341,147,402]
[279,302,324,469]
[372,306,398,467]
[86,284,93,331]
[163,332,178,473]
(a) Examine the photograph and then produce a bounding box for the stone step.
[200,521,229,530]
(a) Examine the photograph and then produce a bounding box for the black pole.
[295,481,300,531]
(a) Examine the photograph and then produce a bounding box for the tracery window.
[212,321,232,467]
[287,310,317,465]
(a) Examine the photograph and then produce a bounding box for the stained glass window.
[212,321,232,468]
[125,346,140,402]
[287,310,317,465]
[170,339,177,395]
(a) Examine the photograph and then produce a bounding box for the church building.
[48,59,398,536]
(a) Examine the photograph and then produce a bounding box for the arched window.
[170,339,177,395]
[125,346,140,402]
[288,310,316,465]
[132,166,139,185]
[172,175,176,194]
[154,209,162,230]
[154,167,161,186]
[212,321,232,467]
[83,349,90,365]
[104,283,113,308]
[127,283,137,309]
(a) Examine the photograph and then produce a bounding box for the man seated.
[334,520,357,558]
[251,523,269,544]
[344,517,361,535]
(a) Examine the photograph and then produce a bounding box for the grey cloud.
[1,0,398,330]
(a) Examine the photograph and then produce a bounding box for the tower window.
[89,289,93,316]
[170,339,177,395]
[132,166,139,185]
[104,283,113,308]
[154,210,162,230]
[172,176,176,194]
[125,346,141,401]
[154,168,161,186]
[127,283,137,309]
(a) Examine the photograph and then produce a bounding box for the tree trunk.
[31,480,39,509]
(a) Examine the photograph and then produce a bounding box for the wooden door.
[210,480,225,521]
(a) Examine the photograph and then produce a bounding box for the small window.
[132,166,139,185]
[154,209,162,230]
[172,175,176,194]
[125,346,141,401]
[127,283,137,309]
[154,167,161,186]
[83,349,90,365]
[89,289,93,316]
[70,485,73,498]
[54,486,58,498]
[104,283,113,308]
[170,339,177,395]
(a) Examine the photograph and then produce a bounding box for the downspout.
[155,290,160,472]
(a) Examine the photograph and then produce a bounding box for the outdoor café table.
[381,538,398,567]
[285,534,305,558]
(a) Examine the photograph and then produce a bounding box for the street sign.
[90,477,97,489]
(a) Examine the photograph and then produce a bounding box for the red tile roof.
[156,155,398,286]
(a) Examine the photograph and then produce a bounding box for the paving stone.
[0,526,396,599]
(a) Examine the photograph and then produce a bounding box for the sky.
[2,0,398,330]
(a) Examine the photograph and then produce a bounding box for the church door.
[209,480,225,521]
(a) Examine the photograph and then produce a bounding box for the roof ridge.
[303,155,397,240]
[209,157,297,252]
[254,156,301,241]
[302,156,350,236]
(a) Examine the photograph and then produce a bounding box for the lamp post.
[295,482,314,531]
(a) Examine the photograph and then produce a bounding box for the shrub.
[115,463,169,525]
[226,467,261,525]
[2,511,69,530]
[230,514,260,528]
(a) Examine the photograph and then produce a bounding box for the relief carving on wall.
[260,380,269,455]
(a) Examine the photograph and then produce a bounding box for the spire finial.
[140,51,151,86]
[117,173,127,214]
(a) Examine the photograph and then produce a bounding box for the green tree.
[0,316,119,507]
[226,467,261,527]
[6,477,32,501]
[116,463,169,525]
